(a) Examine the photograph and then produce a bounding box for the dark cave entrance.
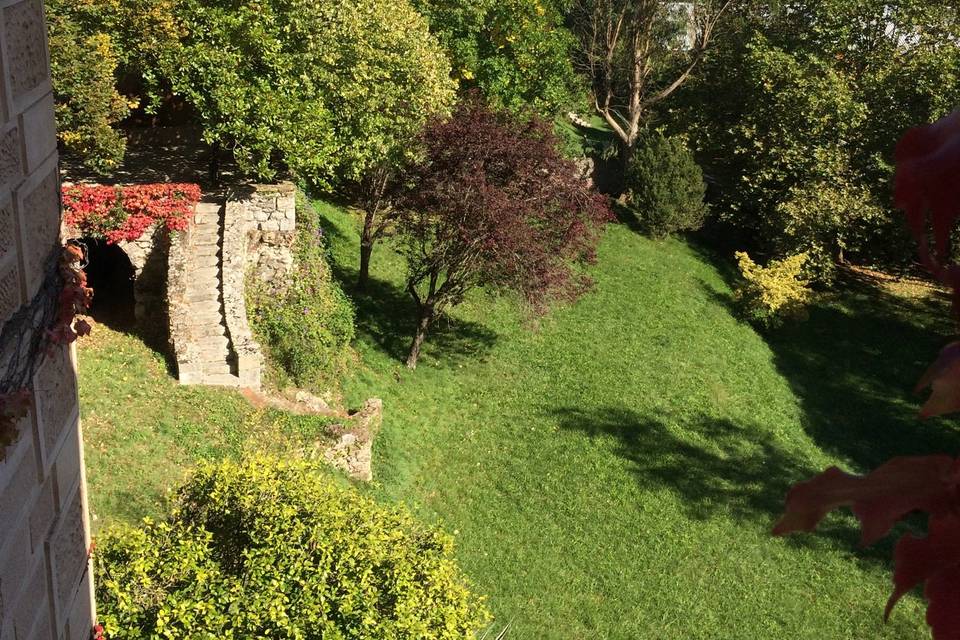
[82,238,136,330]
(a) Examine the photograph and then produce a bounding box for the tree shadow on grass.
[765,273,960,472]
[551,405,898,564]
[331,262,498,367]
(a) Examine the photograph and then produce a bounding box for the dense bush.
[248,198,355,389]
[95,457,491,639]
[734,251,812,329]
[623,133,707,239]
[673,2,960,279]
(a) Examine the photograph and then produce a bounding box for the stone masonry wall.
[0,2,95,639]
[241,183,296,287]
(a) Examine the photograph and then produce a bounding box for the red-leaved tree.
[394,97,612,369]
[774,111,960,640]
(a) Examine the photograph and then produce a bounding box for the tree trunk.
[406,305,434,370]
[358,210,376,290]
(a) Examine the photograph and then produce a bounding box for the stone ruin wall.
[0,1,96,638]
[241,182,296,287]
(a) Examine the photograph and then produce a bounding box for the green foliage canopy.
[165,0,455,186]
[413,0,585,115]
[673,1,959,279]
[46,0,130,172]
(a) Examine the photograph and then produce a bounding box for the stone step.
[188,300,222,314]
[191,324,229,339]
[190,267,220,281]
[185,291,222,304]
[186,313,224,327]
[196,338,230,354]
[203,373,243,387]
[203,362,234,376]
[189,254,220,268]
[193,244,221,257]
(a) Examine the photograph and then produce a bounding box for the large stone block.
[48,483,87,627]
[0,418,36,528]
[2,0,50,109]
[64,568,93,640]
[11,551,52,639]
[28,473,56,552]
[0,255,19,325]
[53,424,81,513]
[33,344,78,473]
[0,516,32,631]
[14,160,59,299]
[0,123,21,192]
[19,90,55,174]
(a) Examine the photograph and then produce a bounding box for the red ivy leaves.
[50,244,94,346]
[775,111,960,640]
[62,183,200,244]
[0,244,92,459]
[774,456,960,545]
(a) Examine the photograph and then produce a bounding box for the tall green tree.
[569,0,735,159]
[47,0,130,172]
[46,0,184,172]
[673,0,960,279]
[164,0,455,188]
[413,0,586,116]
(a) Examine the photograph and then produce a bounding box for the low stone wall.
[165,219,202,385]
[222,201,262,389]
[240,183,296,287]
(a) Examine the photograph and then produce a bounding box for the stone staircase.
[167,197,262,389]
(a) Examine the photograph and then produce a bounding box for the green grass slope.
[316,199,957,639]
[78,329,335,531]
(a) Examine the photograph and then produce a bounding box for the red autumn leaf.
[75,318,92,337]
[895,111,960,270]
[886,514,960,639]
[915,342,960,418]
[773,456,960,545]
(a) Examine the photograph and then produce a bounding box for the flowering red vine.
[62,183,201,244]
[775,110,960,640]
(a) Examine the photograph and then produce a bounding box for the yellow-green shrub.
[734,251,812,328]
[95,457,491,639]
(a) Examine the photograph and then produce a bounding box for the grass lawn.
[78,328,335,531]
[315,199,958,639]
[77,195,960,638]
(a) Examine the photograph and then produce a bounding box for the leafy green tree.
[165,0,455,187]
[672,1,958,279]
[46,0,131,172]
[569,0,736,159]
[413,0,585,116]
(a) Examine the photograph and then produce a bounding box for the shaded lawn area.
[77,327,337,532]
[316,198,957,639]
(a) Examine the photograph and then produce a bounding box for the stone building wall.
[0,1,95,638]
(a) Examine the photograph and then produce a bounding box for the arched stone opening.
[82,238,136,330]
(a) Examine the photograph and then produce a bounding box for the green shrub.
[95,457,491,639]
[623,133,707,239]
[734,251,812,329]
[249,198,355,390]
[47,1,130,172]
